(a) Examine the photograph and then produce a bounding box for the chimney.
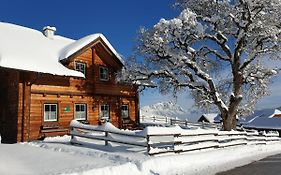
[43,26,56,39]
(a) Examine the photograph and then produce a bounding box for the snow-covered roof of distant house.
[240,108,281,125]
[244,118,281,130]
[199,113,221,123]
[0,22,123,77]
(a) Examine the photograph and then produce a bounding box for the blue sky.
[0,0,280,110]
[0,0,180,107]
[0,0,178,58]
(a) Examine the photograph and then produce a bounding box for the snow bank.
[64,142,281,175]
[1,132,281,175]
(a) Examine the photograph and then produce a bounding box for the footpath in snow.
[1,135,281,175]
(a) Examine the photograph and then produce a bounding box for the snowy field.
[1,135,281,175]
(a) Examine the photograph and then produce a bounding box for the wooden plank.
[70,131,147,147]
[71,126,146,138]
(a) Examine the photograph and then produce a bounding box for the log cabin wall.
[17,72,31,142]
[25,42,139,141]
[0,69,21,143]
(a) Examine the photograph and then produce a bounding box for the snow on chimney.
[43,26,56,39]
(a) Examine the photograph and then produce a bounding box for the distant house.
[197,113,221,123]
[241,109,281,131]
[0,22,139,143]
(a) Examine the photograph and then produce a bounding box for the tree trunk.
[221,111,237,131]
[231,114,237,129]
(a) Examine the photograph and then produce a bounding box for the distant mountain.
[140,101,190,120]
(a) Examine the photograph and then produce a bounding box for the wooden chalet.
[0,23,139,143]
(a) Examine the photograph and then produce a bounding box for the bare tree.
[119,0,281,130]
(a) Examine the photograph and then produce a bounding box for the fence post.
[174,133,182,153]
[105,131,108,146]
[185,120,187,127]
[147,135,151,155]
[142,115,144,122]
[166,116,168,123]
[70,127,74,140]
[70,126,74,144]
[153,116,156,122]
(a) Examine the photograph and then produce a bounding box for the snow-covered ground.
[1,135,281,175]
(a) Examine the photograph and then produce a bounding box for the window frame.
[75,61,86,76]
[100,104,110,120]
[99,66,109,81]
[74,103,87,120]
[43,103,58,122]
[121,105,129,119]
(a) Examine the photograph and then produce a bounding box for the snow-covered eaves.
[59,34,124,65]
[0,22,123,77]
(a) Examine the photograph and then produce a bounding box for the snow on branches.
[118,0,281,130]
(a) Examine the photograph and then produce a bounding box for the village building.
[240,108,281,132]
[0,22,139,143]
[197,113,221,123]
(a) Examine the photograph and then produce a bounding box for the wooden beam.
[31,90,136,98]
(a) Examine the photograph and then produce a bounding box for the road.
[217,154,281,175]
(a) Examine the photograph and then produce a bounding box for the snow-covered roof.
[0,22,123,77]
[199,113,220,123]
[244,118,281,130]
[240,108,281,125]
[59,33,124,64]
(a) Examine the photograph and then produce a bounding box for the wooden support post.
[70,127,74,145]
[70,127,74,140]
[174,133,182,153]
[146,135,150,155]
[105,131,108,146]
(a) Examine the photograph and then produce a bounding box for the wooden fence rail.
[70,125,147,148]
[69,121,280,156]
[140,115,221,129]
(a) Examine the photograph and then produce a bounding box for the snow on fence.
[140,115,220,129]
[69,120,280,156]
[69,120,147,148]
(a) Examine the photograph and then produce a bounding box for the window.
[100,104,110,120]
[121,105,129,118]
[44,104,57,122]
[75,62,86,75]
[75,104,87,120]
[99,66,109,81]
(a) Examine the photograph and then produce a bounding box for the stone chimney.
[43,26,56,39]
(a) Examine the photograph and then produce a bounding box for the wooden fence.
[70,121,280,156]
[140,115,221,129]
[70,124,147,148]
